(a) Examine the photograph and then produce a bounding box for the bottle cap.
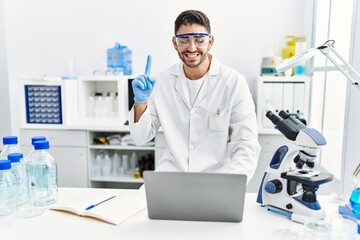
[34,140,50,150]
[31,136,46,145]
[3,136,18,145]
[0,159,11,170]
[8,153,24,163]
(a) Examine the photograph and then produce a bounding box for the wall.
[3,0,309,136]
[343,0,360,194]
[0,0,11,138]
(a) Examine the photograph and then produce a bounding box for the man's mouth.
[184,52,200,59]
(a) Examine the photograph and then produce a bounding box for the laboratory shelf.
[89,145,155,151]
[90,175,144,183]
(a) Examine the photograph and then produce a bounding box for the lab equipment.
[338,163,360,233]
[22,78,78,126]
[102,151,112,177]
[86,96,95,117]
[122,154,129,174]
[260,56,283,76]
[27,140,58,206]
[111,152,121,176]
[0,136,20,159]
[276,39,360,229]
[174,32,210,47]
[282,35,297,60]
[132,55,156,103]
[8,153,27,206]
[0,160,17,216]
[276,40,360,92]
[27,136,46,159]
[350,163,360,218]
[107,42,132,75]
[257,110,333,220]
[294,37,306,75]
[92,152,103,177]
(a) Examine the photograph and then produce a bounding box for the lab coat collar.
[173,55,221,109]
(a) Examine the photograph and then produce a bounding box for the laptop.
[143,171,247,222]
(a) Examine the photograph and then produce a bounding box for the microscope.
[257,110,333,220]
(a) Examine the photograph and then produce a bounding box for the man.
[129,10,261,181]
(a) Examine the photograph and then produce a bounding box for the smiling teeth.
[187,53,198,57]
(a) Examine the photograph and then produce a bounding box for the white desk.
[0,188,348,240]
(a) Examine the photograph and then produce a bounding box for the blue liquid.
[349,188,360,218]
[295,65,305,75]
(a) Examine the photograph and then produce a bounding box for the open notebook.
[49,188,147,225]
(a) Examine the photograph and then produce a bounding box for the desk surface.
[0,187,349,240]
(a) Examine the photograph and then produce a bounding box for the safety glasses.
[175,33,210,47]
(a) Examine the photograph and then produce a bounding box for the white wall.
[0,0,11,138]
[343,0,360,194]
[3,0,309,136]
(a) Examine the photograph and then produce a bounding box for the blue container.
[107,42,132,75]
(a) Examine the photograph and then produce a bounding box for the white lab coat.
[129,56,261,181]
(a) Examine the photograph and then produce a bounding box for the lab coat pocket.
[207,108,230,138]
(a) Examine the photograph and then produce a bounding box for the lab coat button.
[189,145,194,150]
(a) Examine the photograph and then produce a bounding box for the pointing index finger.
[145,55,152,76]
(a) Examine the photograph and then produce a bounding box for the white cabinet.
[19,129,88,188]
[19,127,161,189]
[256,76,310,133]
[77,76,133,127]
[87,129,156,189]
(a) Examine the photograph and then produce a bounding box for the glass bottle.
[27,136,46,160]
[8,153,27,206]
[27,140,58,206]
[0,136,20,159]
[0,160,17,216]
[349,163,360,218]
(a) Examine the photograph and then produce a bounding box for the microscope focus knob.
[265,180,283,194]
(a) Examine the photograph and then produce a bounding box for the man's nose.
[187,40,197,51]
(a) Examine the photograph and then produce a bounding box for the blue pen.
[85,195,117,211]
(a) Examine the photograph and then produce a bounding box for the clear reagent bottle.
[28,140,58,206]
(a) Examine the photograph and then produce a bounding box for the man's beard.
[178,50,209,68]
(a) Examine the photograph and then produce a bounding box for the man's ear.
[207,35,214,51]
[172,36,178,51]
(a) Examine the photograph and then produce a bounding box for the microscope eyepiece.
[266,111,282,124]
[279,110,290,119]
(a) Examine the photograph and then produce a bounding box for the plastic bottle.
[0,159,17,216]
[86,96,95,117]
[112,152,121,176]
[27,140,58,206]
[93,151,103,177]
[0,136,21,159]
[281,36,297,76]
[122,154,129,174]
[106,42,132,75]
[129,151,138,172]
[107,42,125,75]
[123,46,132,76]
[295,37,306,75]
[102,151,112,177]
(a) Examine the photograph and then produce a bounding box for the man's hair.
[174,10,211,35]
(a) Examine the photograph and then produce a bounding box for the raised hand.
[132,55,156,103]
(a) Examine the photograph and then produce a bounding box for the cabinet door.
[50,146,88,188]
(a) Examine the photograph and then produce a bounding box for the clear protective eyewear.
[175,33,210,47]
